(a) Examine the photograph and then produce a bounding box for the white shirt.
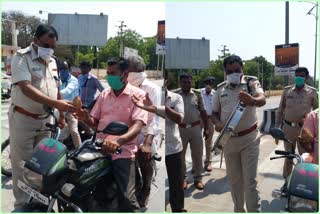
[156,90,185,156]
[139,79,161,135]
[201,88,215,116]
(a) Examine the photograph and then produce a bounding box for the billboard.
[48,13,108,46]
[165,38,210,69]
[274,43,299,76]
[156,20,165,55]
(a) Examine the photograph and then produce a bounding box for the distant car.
[1,72,11,100]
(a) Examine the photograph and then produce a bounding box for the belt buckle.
[186,124,192,128]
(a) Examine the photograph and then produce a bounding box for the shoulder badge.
[16,46,32,55]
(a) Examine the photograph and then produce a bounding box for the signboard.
[124,47,138,59]
[48,13,108,46]
[274,43,299,76]
[165,38,210,69]
[156,20,165,55]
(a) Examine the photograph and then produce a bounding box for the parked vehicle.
[1,72,11,100]
[270,127,318,212]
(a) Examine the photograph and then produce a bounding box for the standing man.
[200,76,215,172]
[131,80,187,212]
[211,55,266,212]
[276,67,318,183]
[174,73,209,190]
[78,60,104,109]
[59,60,81,148]
[76,57,147,212]
[9,24,76,211]
[127,55,161,208]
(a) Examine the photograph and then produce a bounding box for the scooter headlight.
[289,195,318,212]
[23,167,43,191]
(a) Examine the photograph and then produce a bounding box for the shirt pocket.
[30,68,44,88]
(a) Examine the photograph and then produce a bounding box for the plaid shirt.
[78,73,104,107]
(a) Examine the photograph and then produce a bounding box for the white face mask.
[226,73,242,85]
[38,46,54,62]
[127,72,147,87]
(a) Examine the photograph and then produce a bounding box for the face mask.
[60,69,71,82]
[127,72,147,87]
[105,75,124,90]
[37,46,54,62]
[227,73,242,85]
[294,76,305,87]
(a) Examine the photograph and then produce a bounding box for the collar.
[292,84,307,92]
[167,90,173,98]
[30,43,53,63]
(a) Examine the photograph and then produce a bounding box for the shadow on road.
[1,175,12,189]
[261,198,287,212]
[259,172,283,180]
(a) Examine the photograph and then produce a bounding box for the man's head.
[32,24,58,62]
[295,67,309,88]
[79,60,92,75]
[59,60,71,82]
[223,55,244,85]
[106,57,129,91]
[203,76,215,93]
[127,55,147,87]
[179,73,192,93]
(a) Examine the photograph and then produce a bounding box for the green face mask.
[294,76,305,87]
[105,75,124,90]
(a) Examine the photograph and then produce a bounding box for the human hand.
[55,100,77,113]
[132,93,156,113]
[58,115,65,129]
[102,139,121,154]
[238,91,255,106]
[139,143,152,161]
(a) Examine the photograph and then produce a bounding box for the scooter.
[270,128,318,212]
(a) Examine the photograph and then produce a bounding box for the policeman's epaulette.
[306,85,317,91]
[171,88,181,93]
[16,47,31,55]
[217,81,227,88]
[284,85,292,89]
[243,75,258,81]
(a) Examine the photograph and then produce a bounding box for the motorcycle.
[270,127,318,212]
[1,72,11,100]
[17,106,129,212]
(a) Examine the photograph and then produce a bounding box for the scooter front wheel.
[1,138,12,177]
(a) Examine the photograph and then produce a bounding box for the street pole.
[313,3,318,87]
[116,21,126,57]
[11,21,18,47]
[261,62,264,89]
[285,1,289,86]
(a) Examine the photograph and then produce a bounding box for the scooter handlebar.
[275,150,291,156]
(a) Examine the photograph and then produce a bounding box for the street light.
[299,1,318,87]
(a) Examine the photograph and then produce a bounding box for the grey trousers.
[224,132,261,212]
[9,105,51,210]
[179,125,203,182]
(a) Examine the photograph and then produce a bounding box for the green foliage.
[75,52,95,66]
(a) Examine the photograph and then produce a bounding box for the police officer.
[276,67,318,183]
[211,55,266,212]
[174,73,209,190]
[201,76,216,172]
[9,24,76,211]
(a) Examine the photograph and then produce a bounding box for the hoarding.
[165,38,210,69]
[274,43,299,76]
[156,20,165,55]
[48,13,108,46]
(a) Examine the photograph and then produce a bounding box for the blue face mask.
[60,69,71,82]
[105,75,124,90]
[294,76,305,87]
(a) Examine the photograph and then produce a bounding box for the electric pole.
[284,1,289,86]
[116,21,127,57]
[218,45,229,59]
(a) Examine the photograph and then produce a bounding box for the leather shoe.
[194,181,204,190]
[183,180,188,190]
[204,164,213,172]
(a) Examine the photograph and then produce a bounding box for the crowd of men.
[8,23,318,213]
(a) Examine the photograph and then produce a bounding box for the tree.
[2,11,44,48]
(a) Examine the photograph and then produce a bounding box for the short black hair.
[203,76,215,84]
[179,73,192,81]
[295,67,309,77]
[107,57,129,72]
[80,60,92,68]
[34,24,58,41]
[223,55,243,68]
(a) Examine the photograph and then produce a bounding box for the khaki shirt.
[212,76,264,132]
[276,84,318,125]
[11,45,59,114]
[173,88,205,124]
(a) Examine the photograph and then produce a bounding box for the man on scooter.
[76,57,148,212]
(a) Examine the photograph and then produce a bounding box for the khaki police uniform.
[174,88,205,182]
[276,84,318,178]
[212,76,264,212]
[9,45,59,209]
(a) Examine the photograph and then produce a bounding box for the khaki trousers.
[224,131,261,212]
[9,105,51,209]
[179,125,203,182]
[205,119,214,165]
[282,123,306,178]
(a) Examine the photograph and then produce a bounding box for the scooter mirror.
[270,128,287,141]
[103,122,128,135]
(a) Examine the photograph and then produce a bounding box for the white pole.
[11,21,18,47]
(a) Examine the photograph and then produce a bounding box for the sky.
[166,1,318,78]
[2,1,165,38]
